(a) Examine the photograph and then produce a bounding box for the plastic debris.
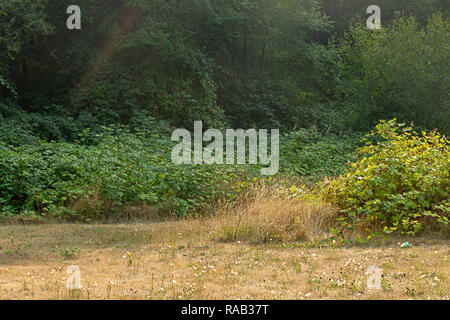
[400,242,410,248]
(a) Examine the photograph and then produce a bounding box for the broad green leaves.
[318,119,449,235]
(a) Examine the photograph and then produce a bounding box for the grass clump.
[214,181,339,244]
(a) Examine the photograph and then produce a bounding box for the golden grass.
[0,220,448,300]
[212,184,339,243]
[0,184,448,300]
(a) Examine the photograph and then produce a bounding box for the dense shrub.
[0,124,248,220]
[316,120,449,235]
[280,128,362,181]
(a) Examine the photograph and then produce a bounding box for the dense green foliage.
[315,120,449,235]
[336,14,450,133]
[0,1,449,230]
[321,0,448,36]
[0,102,360,219]
[279,129,362,181]
[1,1,448,131]
[0,115,244,219]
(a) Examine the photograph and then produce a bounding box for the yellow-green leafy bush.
[319,119,449,235]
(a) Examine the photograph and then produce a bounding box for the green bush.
[280,128,362,182]
[318,119,449,235]
[0,103,364,221]
[0,124,247,220]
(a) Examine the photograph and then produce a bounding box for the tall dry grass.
[211,182,339,244]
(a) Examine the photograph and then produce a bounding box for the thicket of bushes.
[1,104,449,239]
[0,102,362,220]
[2,100,449,239]
[280,129,362,181]
[0,118,240,220]
[302,120,449,236]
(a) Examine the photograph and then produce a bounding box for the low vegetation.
[304,120,450,237]
[0,221,448,300]
[1,114,448,241]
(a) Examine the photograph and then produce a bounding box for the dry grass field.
[0,215,448,300]
[0,187,448,300]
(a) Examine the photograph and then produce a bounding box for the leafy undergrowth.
[299,120,449,238]
[279,128,362,182]
[219,120,450,244]
[0,107,360,222]
[0,118,252,221]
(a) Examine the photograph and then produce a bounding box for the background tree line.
[1,0,448,136]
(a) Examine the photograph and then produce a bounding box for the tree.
[336,13,450,134]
